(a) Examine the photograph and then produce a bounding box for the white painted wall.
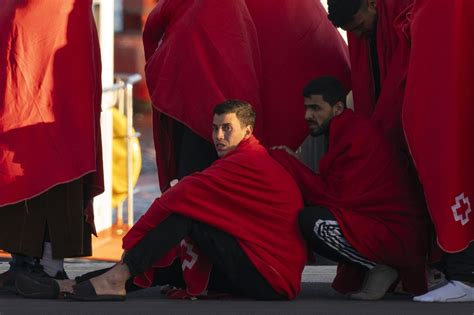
[320,0,347,43]
[92,0,114,233]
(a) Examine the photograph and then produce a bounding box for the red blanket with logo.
[403,0,474,253]
[143,0,351,190]
[122,136,306,299]
[0,0,103,226]
[348,0,412,148]
[270,110,427,294]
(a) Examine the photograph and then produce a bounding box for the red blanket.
[270,110,427,295]
[143,0,351,190]
[402,0,474,253]
[348,0,412,148]
[123,136,306,299]
[0,0,104,226]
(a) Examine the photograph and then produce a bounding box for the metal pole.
[126,82,134,226]
[117,80,125,115]
[116,84,124,226]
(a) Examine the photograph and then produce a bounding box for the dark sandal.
[71,280,126,301]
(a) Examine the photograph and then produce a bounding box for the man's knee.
[298,206,334,240]
[298,207,318,240]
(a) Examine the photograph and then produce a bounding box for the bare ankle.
[104,263,131,286]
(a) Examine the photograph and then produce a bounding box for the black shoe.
[0,269,17,292]
[15,272,60,299]
[30,264,69,280]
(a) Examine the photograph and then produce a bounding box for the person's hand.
[170,179,179,187]
[270,145,299,159]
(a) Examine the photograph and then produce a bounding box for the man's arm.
[269,149,327,203]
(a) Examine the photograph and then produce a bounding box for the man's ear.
[333,102,345,116]
[367,0,376,10]
[245,125,253,138]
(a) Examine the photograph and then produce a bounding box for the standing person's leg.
[0,199,44,291]
[414,243,474,302]
[0,177,92,291]
[442,243,474,284]
[174,121,217,179]
[71,214,281,300]
[32,178,90,278]
[0,254,36,291]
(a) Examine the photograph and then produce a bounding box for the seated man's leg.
[299,207,398,300]
[123,214,282,300]
[186,220,282,300]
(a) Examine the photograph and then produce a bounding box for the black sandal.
[71,280,126,301]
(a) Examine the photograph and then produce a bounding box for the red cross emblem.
[180,239,198,270]
[451,193,471,226]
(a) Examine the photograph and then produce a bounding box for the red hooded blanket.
[348,0,412,148]
[271,110,427,294]
[143,0,351,190]
[122,136,306,299]
[402,0,474,253]
[0,0,104,226]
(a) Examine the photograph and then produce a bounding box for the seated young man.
[271,76,428,300]
[17,100,306,301]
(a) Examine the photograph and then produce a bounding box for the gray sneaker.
[349,265,398,300]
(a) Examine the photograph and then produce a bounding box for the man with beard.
[271,76,428,300]
[16,100,306,301]
[326,0,412,150]
[143,0,351,193]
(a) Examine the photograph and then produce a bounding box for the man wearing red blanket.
[404,0,474,303]
[20,100,306,301]
[144,0,351,193]
[0,0,103,289]
[326,0,412,149]
[271,77,428,300]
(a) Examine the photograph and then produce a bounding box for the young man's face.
[212,113,252,157]
[342,0,378,38]
[304,94,343,137]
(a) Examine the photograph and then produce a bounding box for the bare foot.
[57,279,76,294]
[88,263,130,296]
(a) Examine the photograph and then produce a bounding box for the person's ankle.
[107,263,131,285]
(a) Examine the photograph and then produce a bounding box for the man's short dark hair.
[327,0,362,28]
[303,76,347,107]
[213,99,256,128]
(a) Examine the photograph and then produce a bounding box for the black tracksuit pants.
[122,214,282,300]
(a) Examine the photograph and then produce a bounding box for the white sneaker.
[349,265,398,300]
[413,280,474,302]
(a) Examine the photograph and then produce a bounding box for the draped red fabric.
[122,136,307,299]
[270,110,427,294]
[348,0,412,148]
[0,0,104,226]
[403,0,474,253]
[143,0,351,191]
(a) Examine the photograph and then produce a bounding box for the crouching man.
[271,76,428,300]
[17,100,306,301]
